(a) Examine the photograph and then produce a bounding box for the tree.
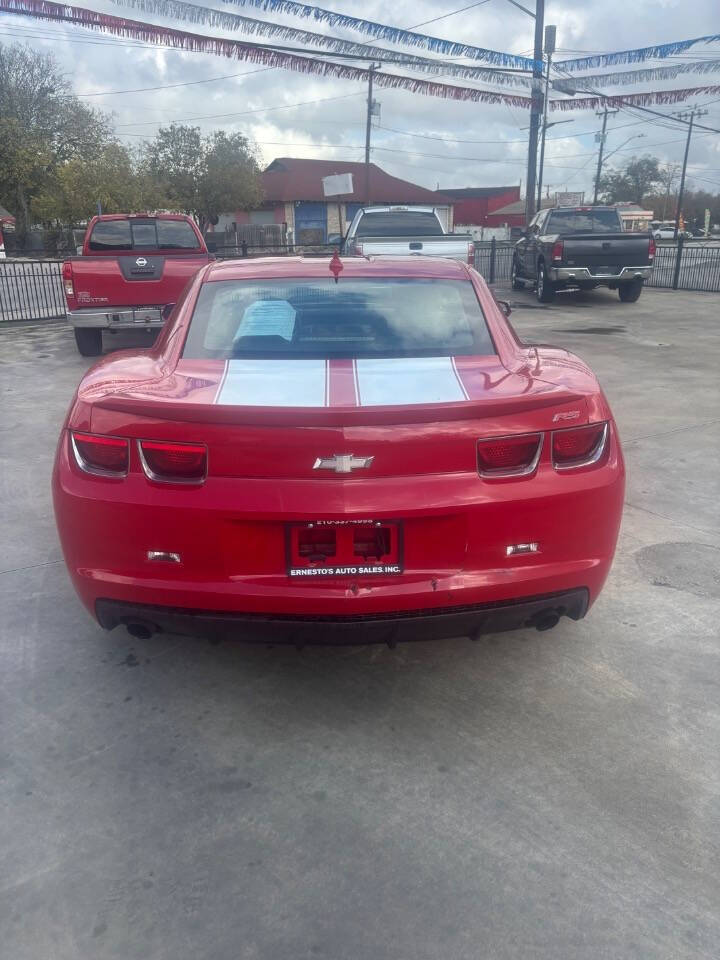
[145,125,262,233]
[597,155,664,204]
[0,42,111,241]
[34,142,166,224]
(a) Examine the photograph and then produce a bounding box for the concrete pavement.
[1,287,719,959]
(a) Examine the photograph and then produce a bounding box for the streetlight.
[601,133,646,167]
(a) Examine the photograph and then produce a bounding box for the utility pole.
[364,64,377,205]
[592,106,618,204]
[674,107,707,238]
[536,23,556,211]
[524,0,545,224]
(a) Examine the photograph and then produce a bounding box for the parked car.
[512,206,655,303]
[651,221,691,242]
[62,213,213,356]
[53,255,624,645]
[343,205,475,263]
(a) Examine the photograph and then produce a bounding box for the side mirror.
[496,299,512,318]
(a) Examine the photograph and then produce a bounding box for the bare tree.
[0,43,111,242]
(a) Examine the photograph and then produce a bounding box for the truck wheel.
[511,257,524,290]
[74,328,103,356]
[536,262,555,303]
[618,280,643,303]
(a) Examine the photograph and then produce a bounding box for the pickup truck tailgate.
[69,253,211,308]
[561,233,651,271]
[356,236,472,259]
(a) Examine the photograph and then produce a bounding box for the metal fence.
[0,259,65,322]
[3,241,720,323]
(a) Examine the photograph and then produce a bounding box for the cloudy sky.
[2,0,720,196]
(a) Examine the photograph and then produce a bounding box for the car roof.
[204,256,470,283]
[92,213,193,222]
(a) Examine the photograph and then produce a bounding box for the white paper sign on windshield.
[236,300,296,341]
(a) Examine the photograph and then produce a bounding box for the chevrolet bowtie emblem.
[313,454,374,474]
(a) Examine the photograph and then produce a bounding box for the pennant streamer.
[216,0,540,68]
[550,84,720,111]
[106,0,531,86]
[563,60,720,89]
[0,0,533,107]
[556,35,720,72]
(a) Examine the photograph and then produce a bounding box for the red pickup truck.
[62,214,212,355]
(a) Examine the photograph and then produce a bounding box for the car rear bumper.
[67,307,165,329]
[95,589,589,645]
[549,265,652,283]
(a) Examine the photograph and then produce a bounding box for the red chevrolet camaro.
[53,255,624,645]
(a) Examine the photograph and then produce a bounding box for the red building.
[440,186,524,228]
[224,158,454,244]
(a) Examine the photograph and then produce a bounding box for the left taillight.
[71,432,129,477]
[551,240,564,262]
[62,260,74,301]
[477,433,543,477]
[552,422,608,469]
[138,440,207,484]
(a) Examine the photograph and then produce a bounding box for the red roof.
[261,158,452,205]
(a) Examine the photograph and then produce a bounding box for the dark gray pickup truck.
[512,206,655,303]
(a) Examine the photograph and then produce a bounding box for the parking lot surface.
[2,287,719,959]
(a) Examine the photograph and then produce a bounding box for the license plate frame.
[286,519,404,579]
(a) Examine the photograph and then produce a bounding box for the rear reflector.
[552,422,607,468]
[477,433,542,477]
[139,440,207,483]
[71,432,129,477]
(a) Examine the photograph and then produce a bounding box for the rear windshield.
[183,277,495,359]
[354,211,444,238]
[88,218,200,251]
[545,209,621,234]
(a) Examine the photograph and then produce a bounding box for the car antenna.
[329,250,344,284]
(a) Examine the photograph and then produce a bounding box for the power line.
[407,1,491,31]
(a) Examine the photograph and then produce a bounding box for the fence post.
[672,235,684,290]
[489,237,496,284]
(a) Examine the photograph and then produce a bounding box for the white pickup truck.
[343,206,475,263]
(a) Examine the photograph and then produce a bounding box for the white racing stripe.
[217,358,327,407]
[355,357,467,407]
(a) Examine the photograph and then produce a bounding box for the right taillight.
[62,260,75,301]
[138,440,207,483]
[477,433,543,477]
[552,422,608,469]
[71,431,129,477]
[467,241,475,265]
[648,236,656,260]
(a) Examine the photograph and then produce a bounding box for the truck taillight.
[62,260,74,299]
[648,236,656,259]
[551,423,608,469]
[477,433,543,478]
[138,440,207,483]
[551,240,564,262]
[467,241,475,265]
[71,432,129,477]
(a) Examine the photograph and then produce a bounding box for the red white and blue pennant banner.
[0,0,533,107]
[105,0,533,86]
